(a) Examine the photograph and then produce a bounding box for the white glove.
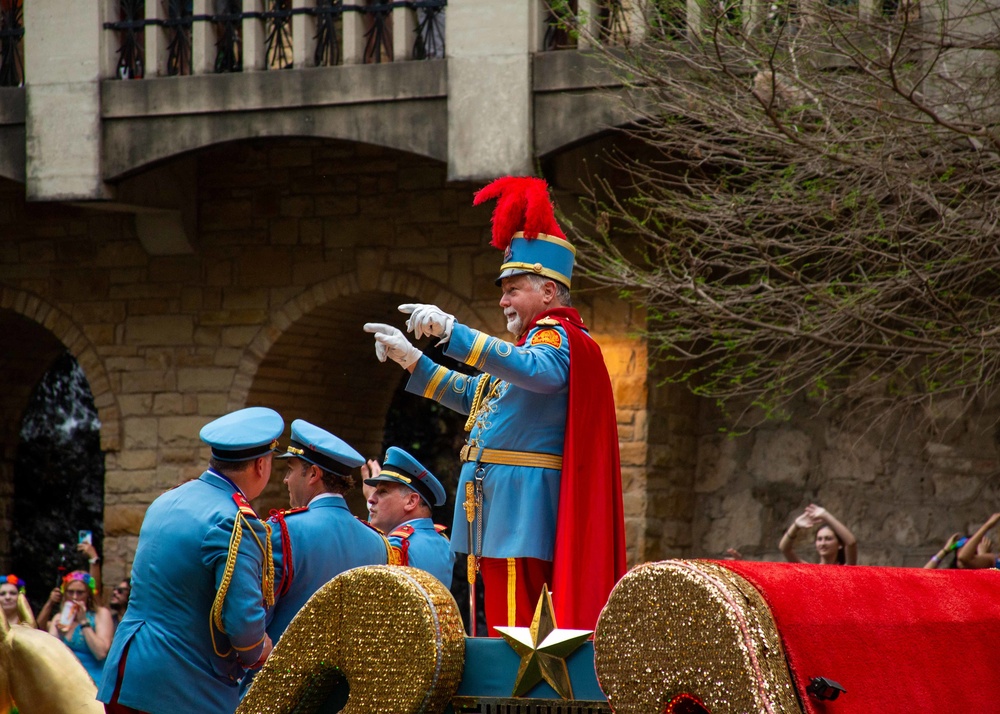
[363,323,421,369]
[399,303,455,343]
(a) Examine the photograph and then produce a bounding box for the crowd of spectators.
[763,503,1000,572]
[3,541,129,686]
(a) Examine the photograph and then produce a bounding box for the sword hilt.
[463,482,476,522]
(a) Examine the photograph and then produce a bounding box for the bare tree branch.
[557,0,1000,427]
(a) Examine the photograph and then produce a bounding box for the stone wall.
[689,396,1000,567]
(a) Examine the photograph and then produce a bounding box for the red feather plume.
[473,176,566,250]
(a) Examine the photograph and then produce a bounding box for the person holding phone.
[77,530,105,602]
[47,570,114,683]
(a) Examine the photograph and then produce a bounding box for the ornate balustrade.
[103,0,446,79]
[0,0,24,87]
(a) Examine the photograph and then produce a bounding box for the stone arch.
[0,287,120,571]
[227,270,487,412]
[0,286,121,452]
[534,90,638,159]
[227,270,492,513]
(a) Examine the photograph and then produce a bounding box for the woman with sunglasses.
[46,571,113,683]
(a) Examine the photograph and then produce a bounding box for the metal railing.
[0,0,24,86]
[104,0,446,79]
[539,0,905,51]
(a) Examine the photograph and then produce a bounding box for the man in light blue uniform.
[266,419,391,641]
[364,447,454,588]
[364,270,571,633]
[364,176,626,635]
[99,407,282,714]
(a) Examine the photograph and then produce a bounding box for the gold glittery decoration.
[238,565,465,714]
[593,560,804,714]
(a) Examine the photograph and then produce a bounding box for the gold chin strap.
[210,509,274,659]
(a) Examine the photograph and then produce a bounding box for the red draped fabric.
[518,307,627,631]
[719,560,1000,713]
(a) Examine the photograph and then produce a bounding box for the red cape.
[518,307,627,630]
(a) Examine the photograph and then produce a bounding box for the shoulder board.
[536,317,560,326]
[389,524,416,540]
[433,524,448,534]
[232,493,258,518]
[269,506,308,523]
[358,518,387,536]
[530,328,563,349]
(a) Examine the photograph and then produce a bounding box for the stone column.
[446,0,535,180]
[23,0,113,200]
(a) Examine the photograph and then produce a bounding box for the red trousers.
[104,641,148,714]
[480,556,553,636]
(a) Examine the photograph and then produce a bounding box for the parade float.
[4,558,1000,713]
[230,558,1000,714]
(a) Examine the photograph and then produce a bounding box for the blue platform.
[455,636,606,702]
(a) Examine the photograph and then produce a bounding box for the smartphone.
[78,530,93,546]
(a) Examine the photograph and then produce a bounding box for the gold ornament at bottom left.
[0,599,103,714]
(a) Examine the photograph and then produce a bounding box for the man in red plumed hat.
[365,177,625,635]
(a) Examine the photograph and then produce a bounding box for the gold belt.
[459,445,562,470]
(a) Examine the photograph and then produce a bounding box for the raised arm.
[36,586,62,631]
[778,510,814,563]
[924,533,962,569]
[957,513,1000,569]
[807,504,858,565]
[78,543,103,604]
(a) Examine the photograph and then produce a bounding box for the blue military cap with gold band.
[200,406,284,461]
[472,176,575,289]
[497,231,576,288]
[276,419,364,475]
[364,446,446,508]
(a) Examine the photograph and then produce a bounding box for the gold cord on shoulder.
[209,511,275,658]
[464,376,502,433]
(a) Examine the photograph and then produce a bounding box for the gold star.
[495,586,593,700]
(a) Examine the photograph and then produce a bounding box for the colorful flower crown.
[1,574,25,593]
[61,570,96,594]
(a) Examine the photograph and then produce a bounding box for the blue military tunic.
[389,517,455,588]
[406,321,570,561]
[98,470,271,714]
[267,494,390,640]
